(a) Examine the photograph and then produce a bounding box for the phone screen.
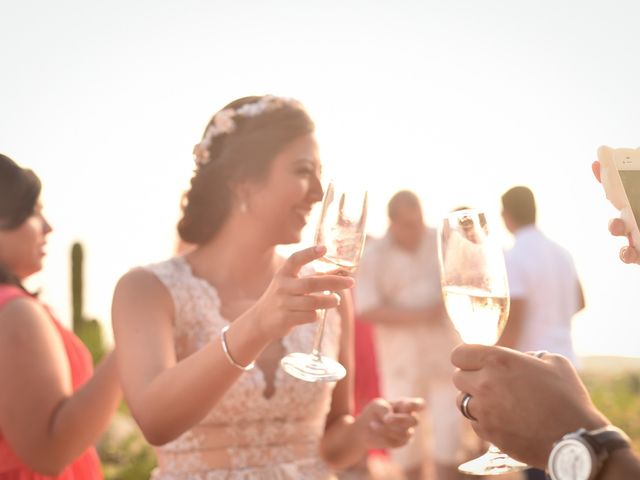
[619,170,640,228]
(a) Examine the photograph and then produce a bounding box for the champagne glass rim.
[445,207,486,218]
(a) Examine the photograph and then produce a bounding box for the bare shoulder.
[112,267,174,324]
[114,267,171,300]
[0,296,53,342]
[0,296,63,370]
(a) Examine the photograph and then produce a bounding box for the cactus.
[70,242,105,363]
[71,243,84,332]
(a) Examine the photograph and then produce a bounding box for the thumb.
[364,398,393,419]
[363,398,393,431]
[451,343,495,370]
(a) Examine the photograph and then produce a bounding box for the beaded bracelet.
[220,324,255,372]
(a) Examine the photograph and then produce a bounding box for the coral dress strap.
[0,285,28,307]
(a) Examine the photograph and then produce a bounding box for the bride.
[112,95,423,479]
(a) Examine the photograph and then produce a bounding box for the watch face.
[549,439,593,480]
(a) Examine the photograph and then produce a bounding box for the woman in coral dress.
[0,154,121,479]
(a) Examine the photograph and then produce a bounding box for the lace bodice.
[144,256,341,480]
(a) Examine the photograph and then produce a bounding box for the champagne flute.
[438,208,527,475]
[281,181,368,382]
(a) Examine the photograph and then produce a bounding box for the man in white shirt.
[498,185,585,480]
[356,191,464,480]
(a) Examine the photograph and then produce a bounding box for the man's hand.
[451,344,608,468]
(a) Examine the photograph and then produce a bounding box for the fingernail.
[621,247,630,262]
[315,245,325,253]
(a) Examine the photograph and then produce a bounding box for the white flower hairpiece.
[193,95,300,167]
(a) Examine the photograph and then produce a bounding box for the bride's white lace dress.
[144,256,341,479]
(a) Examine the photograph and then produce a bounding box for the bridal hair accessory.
[193,95,300,167]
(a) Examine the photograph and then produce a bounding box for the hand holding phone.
[597,145,640,249]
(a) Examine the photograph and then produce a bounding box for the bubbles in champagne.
[314,256,357,275]
[325,224,363,262]
[442,286,509,345]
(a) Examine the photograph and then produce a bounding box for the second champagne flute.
[281,181,368,382]
[438,208,527,475]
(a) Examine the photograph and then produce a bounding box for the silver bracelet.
[220,324,255,372]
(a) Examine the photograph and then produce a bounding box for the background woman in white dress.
[112,95,423,479]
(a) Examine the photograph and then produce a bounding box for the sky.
[2,0,640,357]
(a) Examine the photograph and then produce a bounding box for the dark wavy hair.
[177,96,315,245]
[0,154,42,289]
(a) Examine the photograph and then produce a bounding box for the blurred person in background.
[339,259,388,480]
[0,153,121,479]
[499,185,585,480]
[356,191,465,480]
[499,186,585,365]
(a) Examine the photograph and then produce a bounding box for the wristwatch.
[548,425,631,480]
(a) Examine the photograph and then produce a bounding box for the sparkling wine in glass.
[281,181,367,382]
[438,208,527,476]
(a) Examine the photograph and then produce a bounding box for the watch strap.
[582,426,631,455]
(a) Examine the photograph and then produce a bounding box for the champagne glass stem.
[488,444,502,455]
[311,308,329,360]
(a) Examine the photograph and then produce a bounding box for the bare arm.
[113,246,355,445]
[496,297,525,349]
[0,298,121,475]
[320,290,423,469]
[112,269,260,445]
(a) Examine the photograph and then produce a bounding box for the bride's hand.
[254,245,355,339]
[355,397,424,450]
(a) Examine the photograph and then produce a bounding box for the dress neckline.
[173,255,290,401]
[175,255,225,319]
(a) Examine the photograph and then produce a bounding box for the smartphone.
[598,145,640,248]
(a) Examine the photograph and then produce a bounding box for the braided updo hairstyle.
[0,154,42,289]
[177,96,315,245]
